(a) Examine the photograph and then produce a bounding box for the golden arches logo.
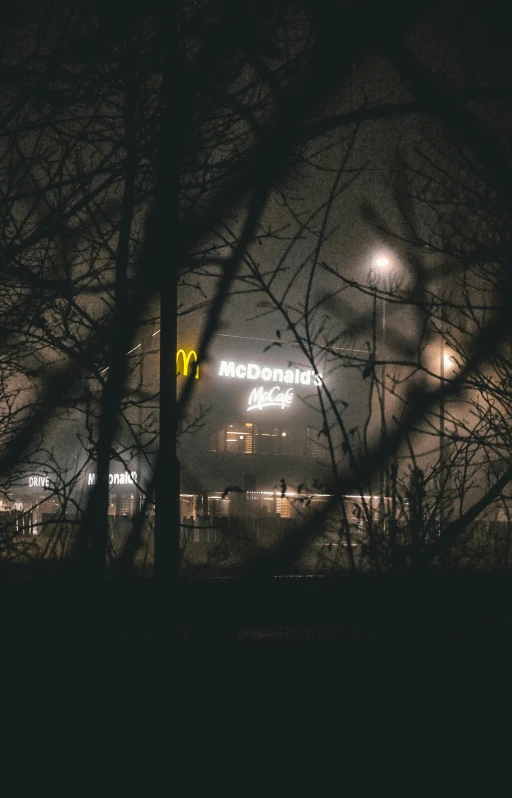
[176,349,199,379]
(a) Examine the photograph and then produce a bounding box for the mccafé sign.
[176,349,199,378]
[248,386,294,411]
[218,359,323,412]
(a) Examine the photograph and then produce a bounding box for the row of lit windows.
[210,422,330,459]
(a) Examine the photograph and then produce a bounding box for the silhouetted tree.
[2,0,512,581]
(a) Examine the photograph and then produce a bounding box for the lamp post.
[439,329,446,536]
[372,256,389,508]
[439,312,453,532]
[440,332,445,471]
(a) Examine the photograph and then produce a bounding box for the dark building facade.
[1,330,346,547]
[177,333,335,527]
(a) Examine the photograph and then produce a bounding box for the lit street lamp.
[439,316,455,530]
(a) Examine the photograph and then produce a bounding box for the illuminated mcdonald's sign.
[176,349,199,378]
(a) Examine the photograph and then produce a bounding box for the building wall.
[177,333,335,520]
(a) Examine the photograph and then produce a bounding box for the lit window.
[215,422,255,453]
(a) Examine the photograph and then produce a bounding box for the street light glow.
[444,352,454,370]
[374,257,389,268]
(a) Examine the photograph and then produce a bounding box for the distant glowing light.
[374,257,389,268]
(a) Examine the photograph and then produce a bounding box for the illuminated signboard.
[176,349,199,379]
[28,476,50,488]
[218,359,323,412]
[247,386,294,411]
[218,360,322,386]
[87,471,138,486]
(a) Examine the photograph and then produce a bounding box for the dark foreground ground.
[3,572,512,679]
[1,572,511,780]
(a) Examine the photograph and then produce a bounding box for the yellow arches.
[176,349,199,378]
